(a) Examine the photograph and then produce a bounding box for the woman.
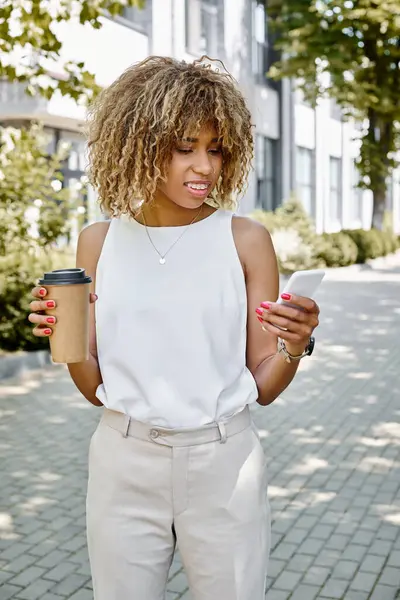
[28,56,320,600]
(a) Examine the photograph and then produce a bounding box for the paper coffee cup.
[39,268,92,364]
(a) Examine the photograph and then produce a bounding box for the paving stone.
[311,544,341,566]
[319,578,349,598]
[43,561,78,582]
[302,565,330,587]
[16,578,55,600]
[310,524,335,540]
[31,595,64,600]
[5,553,38,574]
[387,550,400,567]
[369,584,398,600]
[297,538,325,556]
[0,584,24,600]
[289,584,320,600]
[286,554,314,573]
[350,571,379,593]
[369,540,394,556]
[325,533,351,552]
[267,559,286,579]
[51,574,91,597]
[265,589,291,600]
[359,553,387,574]
[377,525,399,542]
[8,566,46,588]
[331,559,359,581]
[352,529,376,547]
[344,592,370,600]
[283,528,308,545]
[68,591,94,600]
[378,566,400,588]
[166,571,189,594]
[165,593,180,600]
[271,543,297,561]
[272,570,302,592]
[0,543,33,561]
[35,551,71,569]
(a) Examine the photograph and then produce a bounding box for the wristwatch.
[277,337,315,363]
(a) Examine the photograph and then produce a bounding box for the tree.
[0,124,75,351]
[0,0,145,103]
[264,0,400,230]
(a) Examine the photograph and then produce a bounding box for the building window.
[186,0,218,57]
[330,99,342,121]
[329,157,342,223]
[386,174,394,212]
[120,1,152,33]
[256,134,277,211]
[351,162,363,222]
[296,147,315,216]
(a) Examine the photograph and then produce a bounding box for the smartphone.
[278,269,325,308]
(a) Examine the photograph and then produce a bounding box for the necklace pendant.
[159,257,166,265]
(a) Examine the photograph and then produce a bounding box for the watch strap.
[277,337,314,363]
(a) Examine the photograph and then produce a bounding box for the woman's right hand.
[28,286,98,337]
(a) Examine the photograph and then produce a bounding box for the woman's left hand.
[256,293,320,356]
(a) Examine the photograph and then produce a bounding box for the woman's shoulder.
[231,215,276,273]
[232,214,272,248]
[77,220,111,261]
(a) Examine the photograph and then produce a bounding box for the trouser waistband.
[101,404,251,447]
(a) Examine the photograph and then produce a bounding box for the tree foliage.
[265,0,400,229]
[0,0,145,103]
[0,124,74,351]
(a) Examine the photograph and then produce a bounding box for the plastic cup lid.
[39,268,92,286]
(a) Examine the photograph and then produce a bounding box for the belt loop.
[217,421,227,444]
[122,415,131,438]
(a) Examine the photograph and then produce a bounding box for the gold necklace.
[142,206,203,265]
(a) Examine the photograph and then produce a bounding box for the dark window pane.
[256,135,277,210]
[329,157,342,222]
[122,1,152,32]
[296,146,315,216]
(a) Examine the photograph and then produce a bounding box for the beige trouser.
[86,405,271,600]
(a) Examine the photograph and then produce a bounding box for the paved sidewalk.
[1,254,400,600]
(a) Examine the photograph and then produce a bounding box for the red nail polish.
[281,293,291,301]
[46,317,55,324]
[44,329,52,335]
[257,316,263,323]
[255,307,263,316]
[261,302,271,309]
[46,301,55,308]
[39,288,46,296]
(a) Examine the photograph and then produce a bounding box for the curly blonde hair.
[86,56,254,217]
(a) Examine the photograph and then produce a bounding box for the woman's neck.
[137,198,215,227]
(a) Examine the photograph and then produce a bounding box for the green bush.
[250,198,325,273]
[343,229,386,263]
[316,232,358,268]
[0,247,74,352]
[0,124,75,352]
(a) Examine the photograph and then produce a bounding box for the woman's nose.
[193,154,213,175]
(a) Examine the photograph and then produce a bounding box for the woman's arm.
[67,221,110,406]
[233,217,319,406]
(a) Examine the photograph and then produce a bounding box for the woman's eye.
[176,148,192,154]
[209,149,222,154]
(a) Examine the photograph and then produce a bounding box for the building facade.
[1,0,399,236]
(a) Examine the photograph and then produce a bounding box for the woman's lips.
[184,182,211,197]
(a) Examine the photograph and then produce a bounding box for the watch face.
[307,337,315,356]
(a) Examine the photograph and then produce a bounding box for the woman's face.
[156,124,223,210]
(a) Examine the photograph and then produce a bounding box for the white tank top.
[95,209,258,428]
